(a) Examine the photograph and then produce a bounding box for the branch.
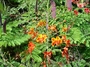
[50,0,56,19]
[35,0,38,16]
[3,20,7,33]
[0,13,2,26]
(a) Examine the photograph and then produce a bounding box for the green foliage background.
[0,0,90,67]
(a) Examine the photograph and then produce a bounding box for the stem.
[46,0,49,29]
[46,1,50,66]
[35,0,38,16]
[3,20,7,33]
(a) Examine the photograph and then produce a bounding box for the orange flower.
[28,28,34,34]
[62,35,67,42]
[37,20,46,27]
[36,34,47,43]
[28,28,37,38]
[65,39,71,47]
[62,47,69,61]
[43,51,52,58]
[62,27,68,32]
[62,35,71,47]
[48,25,57,32]
[51,36,62,46]
[28,42,35,53]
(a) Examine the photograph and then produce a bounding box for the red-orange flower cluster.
[28,42,35,53]
[36,34,47,43]
[51,36,62,46]
[51,35,71,47]
[43,51,52,58]
[62,35,67,42]
[28,28,37,39]
[37,20,46,27]
[62,35,71,47]
[62,47,69,61]
[65,39,71,47]
[62,27,68,32]
[48,25,57,32]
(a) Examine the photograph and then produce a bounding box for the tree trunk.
[0,13,2,26]
[66,0,72,10]
[3,20,7,33]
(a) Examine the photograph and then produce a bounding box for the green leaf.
[8,42,12,46]
[32,48,41,54]
[66,64,72,67]
[4,41,8,47]
[77,60,86,67]
[21,54,31,63]
[11,41,15,47]
[86,41,90,47]
[0,3,3,13]
[32,54,42,62]
[71,27,82,43]
[19,64,26,67]
[72,61,78,67]
[0,58,3,63]
[0,41,4,47]
[83,48,90,59]
[13,40,21,45]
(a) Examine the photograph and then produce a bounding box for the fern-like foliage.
[0,32,30,47]
[0,11,31,48]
